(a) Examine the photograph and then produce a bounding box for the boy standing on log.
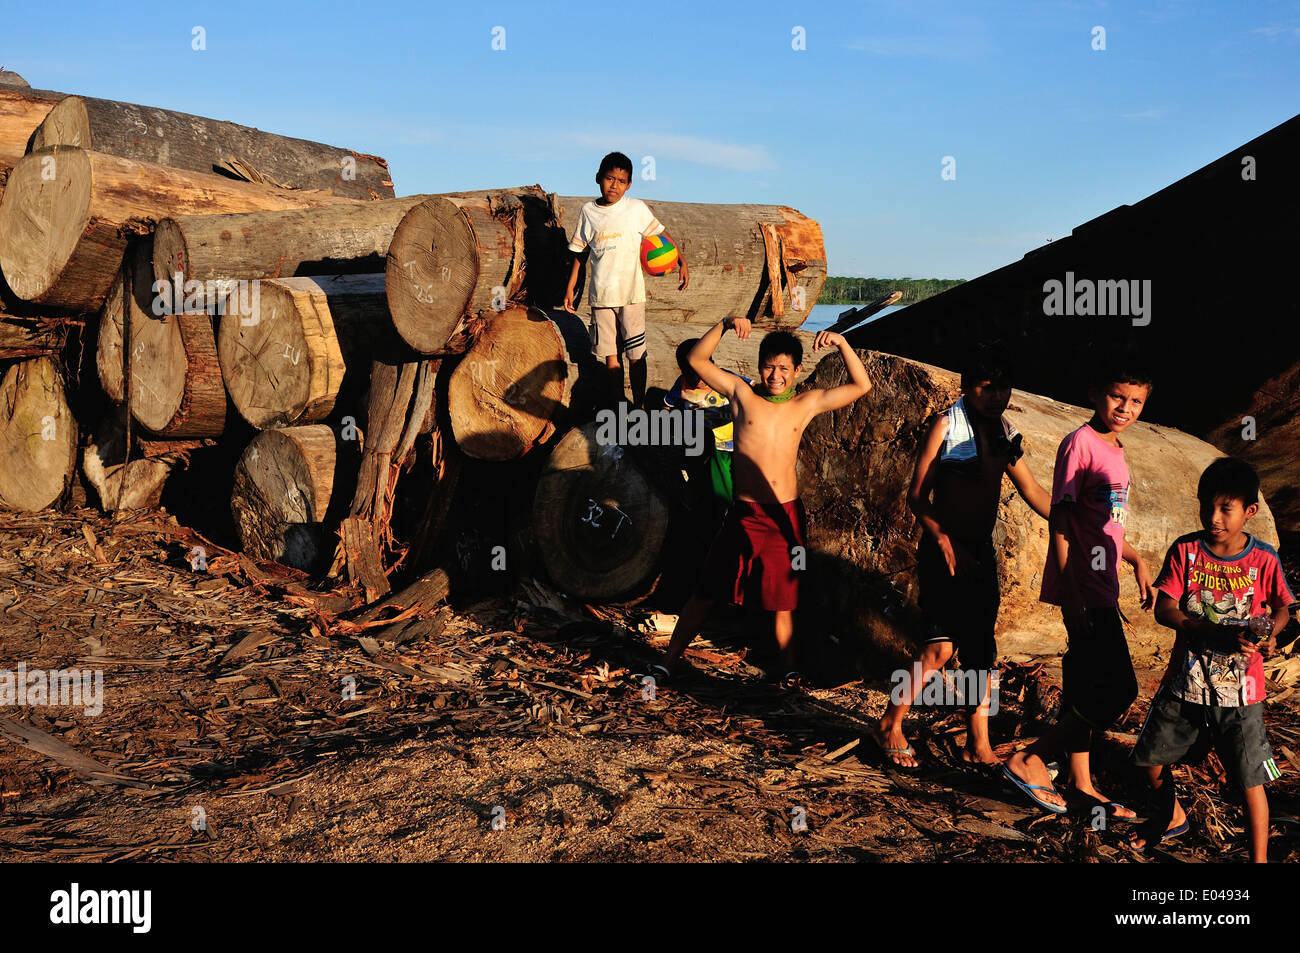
[650,319,872,687]
[1128,457,1292,861]
[871,348,1052,769]
[563,152,688,408]
[1004,361,1155,817]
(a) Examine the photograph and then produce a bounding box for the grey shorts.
[1133,691,1281,789]
[589,303,646,361]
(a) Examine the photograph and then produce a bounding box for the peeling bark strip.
[555,196,826,327]
[0,313,72,358]
[0,357,77,511]
[0,146,356,312]
[30,95,393,200]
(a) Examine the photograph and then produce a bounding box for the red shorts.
[695,499,807,611]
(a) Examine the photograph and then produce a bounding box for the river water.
[801,303,906,332]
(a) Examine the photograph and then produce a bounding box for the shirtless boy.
[650,317,872,686]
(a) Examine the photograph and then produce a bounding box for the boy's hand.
[812,330,846,351]
[563,289,578,315]
[936,533,958,576]
[1236,630,1274,657]
[678,260,689,291]
[724,316,752,340]
[1132,559,1155,611]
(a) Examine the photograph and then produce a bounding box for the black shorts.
[1060,606,1139,732]
[916,533,999,673]
[1133,692,1280,789]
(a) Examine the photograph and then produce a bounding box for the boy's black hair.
[1197,456,1260,508]
[676,338,700,375]
[1091,354,1154,394]
[759,331,802,368]
[597,152,633,181]
[962,343,1014,390]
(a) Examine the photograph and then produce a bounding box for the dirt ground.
[2,508,1298,863]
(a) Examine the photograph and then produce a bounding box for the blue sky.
[5,0,1297,279]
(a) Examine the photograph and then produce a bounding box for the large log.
[152,196,427,285]
[129,310,226,437]
[30,95,393,200]
[216,274,391,429]
[0,85,62,174]
[0,357,77,510]
[447,306,567,460]
[531,422,672,603]
[385,194,526,354]
[796,350,1285,665]
[0,146,355,312]
[555,195,826,328]
[231,425,338,571]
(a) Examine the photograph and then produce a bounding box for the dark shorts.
[695,499,806,611]
[916,533,1000,672]
[1133,692,1280,789]
[1060,606,1139,732]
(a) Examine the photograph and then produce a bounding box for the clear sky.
[5,0,1297,279]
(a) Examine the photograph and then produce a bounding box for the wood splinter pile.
[0,71,828,607]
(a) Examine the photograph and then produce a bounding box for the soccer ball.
[640,234,679,276]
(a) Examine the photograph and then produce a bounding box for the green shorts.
[1132,691,1281,789]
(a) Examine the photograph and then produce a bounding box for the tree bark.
[153,196,428,285]
[30,95,393,200]
[0,146,356,312]
[0,314,71,358]
[129,310,226,437]
[530,422,672,603]
[555,196,826,328]
[231,425,338,571]
[447,306,567,460]
[0,356,77,510]
[216,273,395,429]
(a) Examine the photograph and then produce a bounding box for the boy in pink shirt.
[1004,362,1155,816]
[1128,457,1293,862]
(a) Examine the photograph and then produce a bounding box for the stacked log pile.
[3,71,1281,677]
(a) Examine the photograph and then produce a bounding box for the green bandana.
[760,384,796,403]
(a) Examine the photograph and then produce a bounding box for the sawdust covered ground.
[1,509,1297,863]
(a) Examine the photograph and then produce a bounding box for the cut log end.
[231,425,337,571]
[0,357,77,511]
[448,306,567,460]
[130,310,226,437]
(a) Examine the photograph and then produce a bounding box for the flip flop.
[1129,818,1189,854]
[780,671,804,692]
[1001,764,1069,814]
[645,663,672,684]
[1065,794,1136,823]
[869,725,920,771]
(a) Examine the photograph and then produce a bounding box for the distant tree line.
[817,277,967,305]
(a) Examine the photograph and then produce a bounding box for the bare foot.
[1129,801,1187,851]
[871,722,919,769]
[961,746,1001,766]
[1005,751,1067,810]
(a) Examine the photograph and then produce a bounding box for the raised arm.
[804,331,872,414]
[688,318,749,399]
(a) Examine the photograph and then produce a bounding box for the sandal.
[869,724,920,770]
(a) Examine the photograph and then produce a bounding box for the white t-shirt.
[567,196,663,308]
